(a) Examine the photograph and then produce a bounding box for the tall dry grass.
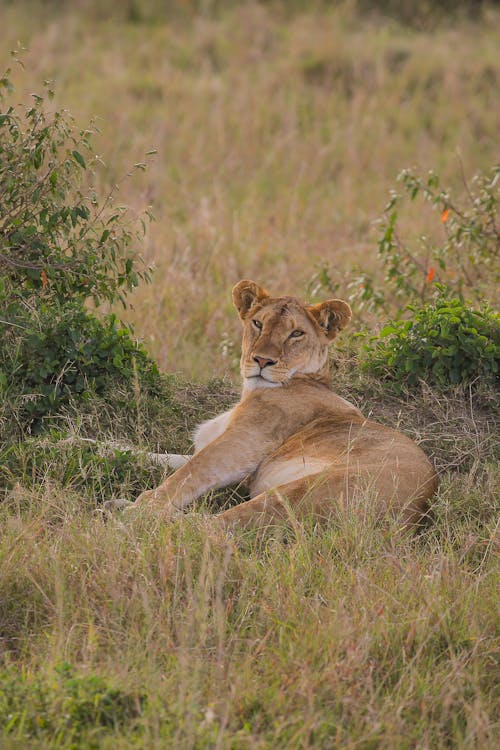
[1,469,498,748]
[1,1,498,377]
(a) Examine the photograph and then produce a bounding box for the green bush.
[362,295,500,388]
[351,165,500,316]
[308,164,499,332]
[311,163,500,391]
[0,295,162,428]
[0,56,161,433]
[0,54,152,309]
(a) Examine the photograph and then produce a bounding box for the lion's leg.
[102,454,190,515]
[215,463,435,531]
[214,475,325,530]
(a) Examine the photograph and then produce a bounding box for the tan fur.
[133,280,438,529]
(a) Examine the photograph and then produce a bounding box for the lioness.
[129,280,437,529]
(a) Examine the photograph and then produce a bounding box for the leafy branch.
[349,164,500,317]
[0,54,155,309]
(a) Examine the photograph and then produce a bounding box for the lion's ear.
[232,280,269,319]
[308,299,352,340]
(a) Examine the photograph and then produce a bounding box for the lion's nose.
[254,356,276,369]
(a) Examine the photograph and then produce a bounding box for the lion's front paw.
[134,488,182,520]
[102,497,134,514]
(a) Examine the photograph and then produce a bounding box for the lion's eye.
[289,330,304,338]
[252,319,263,330]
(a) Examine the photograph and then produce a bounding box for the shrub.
[362,295,500,388]
[311,165,498,315]
[0,54,152,309]
[351,165,500,316]
[0,55,161,433]
[308,164,500,389]
[0,295,162,428]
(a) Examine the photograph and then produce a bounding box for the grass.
[1,2,499,748]
[1,1,499,376]
[0,463,498,748]
[1,368,498,748]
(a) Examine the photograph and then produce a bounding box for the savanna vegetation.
[0,1,499,748]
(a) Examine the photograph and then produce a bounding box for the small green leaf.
[72,150,86,169]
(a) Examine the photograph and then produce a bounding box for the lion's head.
[232,279,351,389]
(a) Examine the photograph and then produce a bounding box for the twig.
[0,317,28,330]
